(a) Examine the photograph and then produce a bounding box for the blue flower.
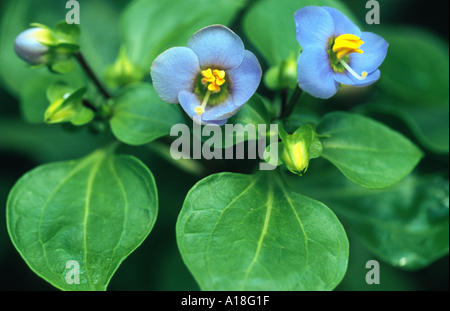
[294,6,388,99]
[151,25,262,125]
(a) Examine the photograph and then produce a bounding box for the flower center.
[330,34,368,81]
[195,68,226,116]
[201,68,226,93]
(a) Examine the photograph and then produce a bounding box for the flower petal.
[179,90,230,125]
[297,45,339,99]
[322,6,361,37]
[151,47,199,103]
[226,50,262,106]
[197,118,229,126]
[14,28,49,65]
[334,69,381,87]
[348,32,388,74]
[294,6,335,49]
[187,25,245,70]
[178,90,202,118]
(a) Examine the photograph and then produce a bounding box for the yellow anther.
[333,34,364,59]
[336,48,363,60]
[201,69,215,84]
[208,82,221,93]
[201,68,226,93]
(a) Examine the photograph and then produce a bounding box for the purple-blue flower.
[151,25,262,125]
[295,6,388,99]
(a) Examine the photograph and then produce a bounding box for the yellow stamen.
[208,82,221,92]
[201,69,215,84]
[213,70,226,85]
[333,34,365,59]
[332,34,368,80]
[336,48,363,60]
[201,68,226,93]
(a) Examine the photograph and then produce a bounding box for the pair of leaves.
[177,170,349,291]
[7,145,158,290]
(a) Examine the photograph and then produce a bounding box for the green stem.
[281,87,303,119]
[82,99,98,113]
[74,51,111,99]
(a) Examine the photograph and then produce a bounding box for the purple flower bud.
[14,28,51,65]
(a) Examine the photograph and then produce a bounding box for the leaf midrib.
[83,151,105,289]
[241,177,273,289]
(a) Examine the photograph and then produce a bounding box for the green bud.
[278,124,324,175]
[44,82,94,126]
[104,46,144,88]
[282,140,309,172]
[264,52,298,90]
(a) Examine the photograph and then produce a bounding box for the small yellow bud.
[282,140,309,173]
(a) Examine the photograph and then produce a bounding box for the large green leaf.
[358,27,449,154]
[377,27,449,109]
[7,144,158,291]
[243,0,357,66]
[355,101,449,154]
[317,112,424,189]
[284,163,449,270]
[110,82,184,145]
[120,0,246,71]
[176,171,349,291]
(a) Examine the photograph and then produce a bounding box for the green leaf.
[354,99,449,155]
[6,145,158,291]
[50,59,77,74]
[46,81,74,102]
[377,27,449,108]
[285,165,449,270]
[317,112,424,189]
[243,0,357,66]
[120,0,246,70]
[54,20,80,42]
[176,170,349,290]
[110,82,184,145]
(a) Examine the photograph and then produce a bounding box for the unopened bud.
[282,140,309,173]
[14,28,53,65]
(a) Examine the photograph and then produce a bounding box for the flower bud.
[14,28,53,65]
[278,124,324,175]
[14,22,80,73]
[282,140,309,173]
[104,46,144,88]
[44,82,94,126]
[264,52,298,90]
